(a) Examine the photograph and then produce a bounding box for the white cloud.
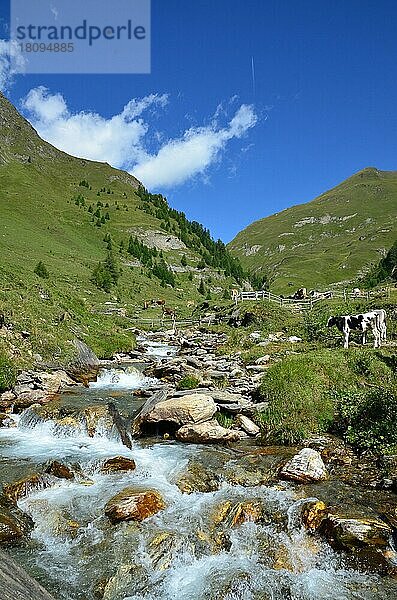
[21,86,257,190]
[22,86,168,167]
[133,105,257,188]
[0,39,25,91]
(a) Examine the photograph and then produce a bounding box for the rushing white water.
[89,366,158,391]
[2,368,397,599]
[137,335,179,359]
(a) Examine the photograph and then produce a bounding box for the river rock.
[101,456,136,474]
[320,513,392,550]
[105,488,165,523]
[138,394,217,429]
[279,448,328,483]
[235,415,260,436]
[0,413,16,428]
[83,405,114,437]
[212,499,270,529]
[45,460,74,480]
[175,420,240,444]
[66,339,100,385]
[175,460,220,494]
[0,495,34,545]
[301,500,328,532]
[3,473,55,503]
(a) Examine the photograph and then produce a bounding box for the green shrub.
[34,261,49,279]
[176,375,200,390]
[0,351,17,392]
[335,385,397,453]
[256,348,395,445]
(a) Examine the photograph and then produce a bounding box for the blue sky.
[1,0,397,242]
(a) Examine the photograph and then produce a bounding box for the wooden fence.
[235,287,391,310]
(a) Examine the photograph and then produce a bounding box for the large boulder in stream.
[66,339,100,385]
[0,495,34,545]
[105,488,165,523]
[279,448,328,483]
[132,389,217,435]
[175,420,240,444]
[320,513,392,550]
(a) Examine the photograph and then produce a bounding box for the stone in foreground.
[3,473,55,503]
[101,456,136,474]
[0,549,56,599]
[279,448,327,483]
[105,488,165,523]
[176,420,240,444]
[235,414,260,436]
[301,500,328,531]
[141,393,217,427]
[321,513,392,550]
[0,496,34,545]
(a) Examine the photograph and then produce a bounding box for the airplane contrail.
[251,56,256,99]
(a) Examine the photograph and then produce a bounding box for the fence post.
[343,289,347,302]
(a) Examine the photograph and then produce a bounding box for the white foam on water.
[137,335,179,359]
[2,392,397,599]
[89,366,158,390]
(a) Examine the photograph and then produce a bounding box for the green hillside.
[229,167,397,293]
[0,92,240,366]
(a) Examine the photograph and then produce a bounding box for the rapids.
[1,342,397,599]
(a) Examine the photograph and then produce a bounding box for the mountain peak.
[229,168,397,292]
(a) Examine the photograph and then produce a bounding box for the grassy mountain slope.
[229,168,397,293]
[0,92,238,365]
[364,239,397,287]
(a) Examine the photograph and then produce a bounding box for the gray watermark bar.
[10,0,151,74]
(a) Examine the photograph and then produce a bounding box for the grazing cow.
[327,310,385,349]
[293,287,307,300]
[151,299,166,306]
[162,306,176,318]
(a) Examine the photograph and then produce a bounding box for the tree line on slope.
[135,185,268,288]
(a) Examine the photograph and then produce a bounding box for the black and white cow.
[327,310,386,349]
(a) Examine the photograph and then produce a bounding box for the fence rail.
[235,287,391,310]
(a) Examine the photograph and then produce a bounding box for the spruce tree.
[198,279,205,295]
